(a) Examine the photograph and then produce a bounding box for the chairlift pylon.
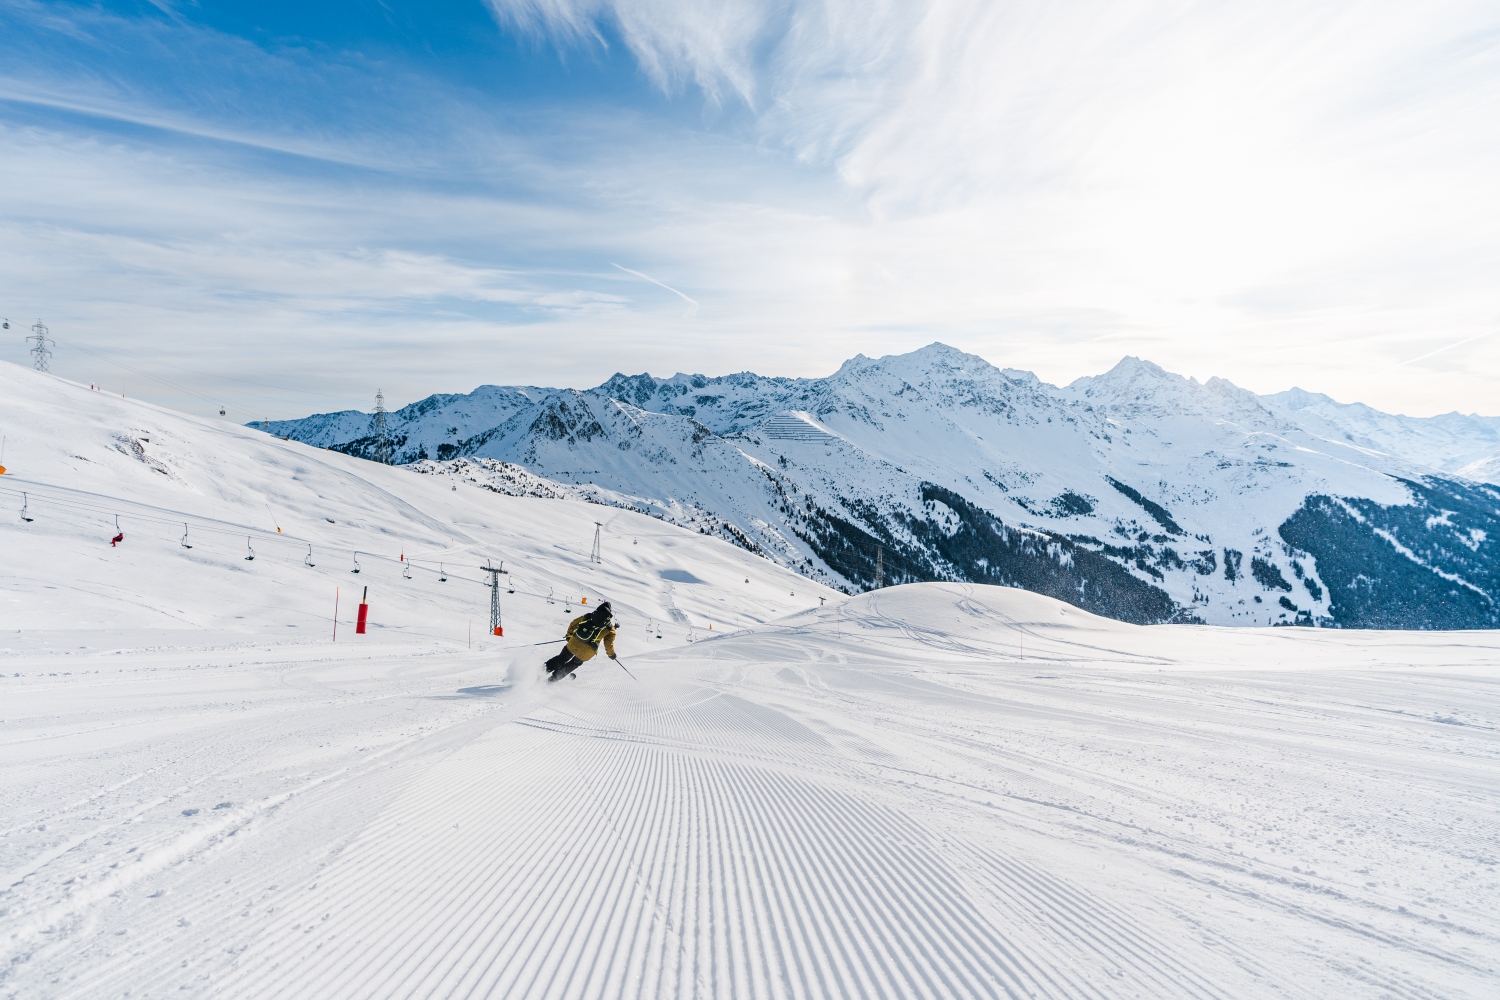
[244,536,255,561]
[181,523,192,549]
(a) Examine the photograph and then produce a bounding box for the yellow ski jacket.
[565,614,616,662]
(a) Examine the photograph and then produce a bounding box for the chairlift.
[305,544,315,567]
[219,405,226,416]
[111,515,124,547]
[351,552,361,574]
[181,523,193,549]
[1,319,7,330]
[547,587,555,605]
[402,560,412,580]
[244,536,255,561]
[20,492,33,522]
[439,562,447,582]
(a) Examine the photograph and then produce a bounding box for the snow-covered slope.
[264,346,1500,630]
[5,365,1499,998]
[0,363,837,645]
[1265,386,1500,478]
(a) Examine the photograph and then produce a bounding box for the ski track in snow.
[11,611,1500,1000]
[3,367,1499,998]
[7,588,1497,999]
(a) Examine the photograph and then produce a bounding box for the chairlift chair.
[305,544,315,567]
[351,552,361,573]
[20,492,33,522]
[181,523,192,549]
[244,537,255,561]
[403,560,412,580]
[439,562,447,582]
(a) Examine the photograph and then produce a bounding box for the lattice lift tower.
[481,561,508,635]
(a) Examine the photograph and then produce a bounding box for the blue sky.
[1,0,1497,419]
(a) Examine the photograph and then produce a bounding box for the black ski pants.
[545,650,582,675]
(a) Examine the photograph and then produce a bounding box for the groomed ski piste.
[2,361,1498,999]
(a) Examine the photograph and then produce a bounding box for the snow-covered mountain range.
[263,344,1500,629]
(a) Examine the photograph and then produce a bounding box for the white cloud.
[479,0,1500,414]
[3,0,1498,418]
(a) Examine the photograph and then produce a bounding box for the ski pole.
[530,638,566,647]
[610,655,638,681]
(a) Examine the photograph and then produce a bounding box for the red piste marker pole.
[356,586,369,634]
[333,587,339,642]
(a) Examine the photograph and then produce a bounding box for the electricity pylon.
[27,320,53,372]
[371,388,392,464]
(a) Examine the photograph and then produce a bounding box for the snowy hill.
[264,345,1500,630]
[4,362,1499,998]
[0,362,837,645]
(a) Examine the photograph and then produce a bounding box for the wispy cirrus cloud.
[2,0,1498,418]
[483,0,1500,411]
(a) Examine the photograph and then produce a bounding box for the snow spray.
[356,586,369,634]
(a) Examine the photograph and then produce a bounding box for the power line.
[43,339,374,412]
[66,341,224,407]
[134,357,375,403]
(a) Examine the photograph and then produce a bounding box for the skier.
[545,601,617,682]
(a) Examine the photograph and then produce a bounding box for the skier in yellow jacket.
[545,602,617,682]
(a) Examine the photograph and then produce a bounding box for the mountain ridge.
[259,344,1500,629]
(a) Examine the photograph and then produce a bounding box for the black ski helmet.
[593,601,612,620]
